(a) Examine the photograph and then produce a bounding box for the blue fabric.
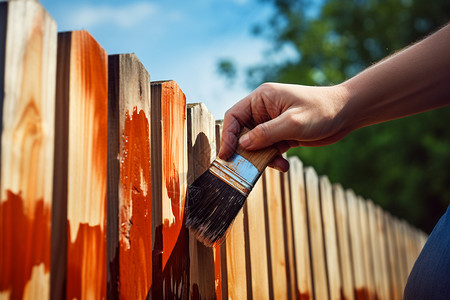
[404,205,450,299]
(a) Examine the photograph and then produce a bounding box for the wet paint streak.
[67,222,106,299]
[160,82,187,269]
[214,247,222,300]
[119,108,152,299]
[354,288,371,300]
[0,191,51,299]
[152,81,189,299]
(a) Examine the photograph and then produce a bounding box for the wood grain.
[57,30,108,300]
[304,167,329,300]
[187,103,219,300]
[287,157,313,300]
[320,176,342,300]
[150,80,188,298]
[384,213,402,300]
[346,190,367,300]
[264,168,289,299]
[333,184,355,300]
[107,53,152,299]
[280,170,296,300]
[357,196,375,300]
[244,170,270,299]
[0,1,56,298]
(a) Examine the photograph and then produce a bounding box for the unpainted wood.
[367,200,383,300]
[346,189,367,299]
[287,157,313,300]
[264,167,289,299]
[304,167,329,300]
[281,170,296,300]
[58,30,108,300]
[150,80,188,299]
[384,213,402,300]
[0,0,56,298]
[187,103,219,300]
[319,176,342,300]
[374,204,391,300]
[107,53,151,299]
[244,170,270,299]
[333,184,355,300]
[357,196,375,300]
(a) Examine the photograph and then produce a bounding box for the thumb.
[239,117,291,150]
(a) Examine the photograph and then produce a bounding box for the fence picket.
[186,103,218,299]
[150,80,188,298]
[107,53,152,298]
[0,1,56,298]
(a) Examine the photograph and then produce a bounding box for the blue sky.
[39,0,279,119]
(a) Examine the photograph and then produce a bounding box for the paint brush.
[186,127,278,247]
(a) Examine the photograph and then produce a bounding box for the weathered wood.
[150,80,188,298]
[186,103,218,299]
[346,190,367,300]
[333,184,355,300]
[304,167,329,300]
[320,176,342,300]
[57,30,108,300]
[244,171,270,299]
[264,168,289,299]
[287,157,313,300]
[281,170,296,300]
[215,120,225,300]
[107,53,151,299]
[0,0,56,298]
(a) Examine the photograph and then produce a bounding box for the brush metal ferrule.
[209,153,260,197]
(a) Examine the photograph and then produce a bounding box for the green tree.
[220,0,450,232]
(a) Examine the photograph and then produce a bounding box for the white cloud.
[65,2,158,29]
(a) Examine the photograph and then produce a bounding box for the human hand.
[218,82,350,171]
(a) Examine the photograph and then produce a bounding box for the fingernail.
[239,134,251,148]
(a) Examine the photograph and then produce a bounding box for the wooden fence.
[0,1,428,299]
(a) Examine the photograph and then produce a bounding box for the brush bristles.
[185,170,247,247]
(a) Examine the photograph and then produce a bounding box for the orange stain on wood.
[118,108,152,299]
[67,222,106,299]
[160,82,187,269]
[298,290,311,300]
[214,247,222,300]
[0,191,51,299]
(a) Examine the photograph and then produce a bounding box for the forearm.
[340,23,450,131]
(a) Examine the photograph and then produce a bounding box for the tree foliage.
[220,0,450,232]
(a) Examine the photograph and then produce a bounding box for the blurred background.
[42,0,450,233]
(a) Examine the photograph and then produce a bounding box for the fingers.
[238,115,294,150]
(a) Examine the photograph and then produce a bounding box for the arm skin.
[219,23,450,172]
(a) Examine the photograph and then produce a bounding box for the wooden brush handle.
[234,127,279,172]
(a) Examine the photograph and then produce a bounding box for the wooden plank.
[0,1,56,298]
[367,200,383,300]
[287,157,313,300]
[333,184,354,300]
[244,170,270,299]
[56,30,108,300]
[384,213,402,300]
[304,167,329,300]
[281,170,296,300]
[264,167,289,299]
[107,53,152,298]
[346,190,368,300]
[394,219,408,291]
[319,176,342,300]
[357,196,375,300]
[186,103,218,299]
[150,80,189,298]
[374,205,391,300]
